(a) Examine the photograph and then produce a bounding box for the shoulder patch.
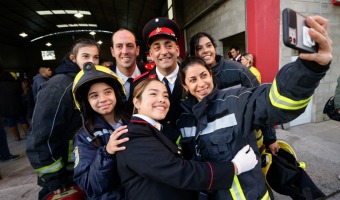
[73,146,80,168]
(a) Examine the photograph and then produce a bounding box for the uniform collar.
[133,114,162,131]
[155,65,179,85]
[116,65,141,84]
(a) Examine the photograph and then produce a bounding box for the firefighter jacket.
[116,116,236,200]
[73,115,125,200]
[177,58,329,199]
[212,55,276,148]
[130,66,185,144]
[26,56,82,192]
[212,55,260,89]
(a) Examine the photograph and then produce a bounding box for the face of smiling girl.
[195,36,217,68]
[88,82,116,122]
[183,63,214,102]
[133,80,170,121]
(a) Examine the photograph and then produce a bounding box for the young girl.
[72,63,130,199]
[116,78,257,200]
[26,38,101,199]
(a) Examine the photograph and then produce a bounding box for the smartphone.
[282,8,318,53]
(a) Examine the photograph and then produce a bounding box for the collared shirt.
[116,66,141,99]
[134,114,162,131]
[109,119,124,131]
[155,65,179,93]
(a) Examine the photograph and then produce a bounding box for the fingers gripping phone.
[282,8,318,53]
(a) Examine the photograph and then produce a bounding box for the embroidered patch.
[73,146,79,168]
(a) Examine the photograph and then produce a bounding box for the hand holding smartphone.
[282,8,318,53]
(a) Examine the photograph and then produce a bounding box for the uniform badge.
[74,146,80,168]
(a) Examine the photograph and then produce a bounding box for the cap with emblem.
[143,17,180,45]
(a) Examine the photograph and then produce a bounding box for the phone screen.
[283,8,318,53]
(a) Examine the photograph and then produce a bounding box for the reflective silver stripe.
[269,79,311,110]
[35,157,64,177]
[201,113,237,136]
[180,114,237,138]
[180,126,197,138]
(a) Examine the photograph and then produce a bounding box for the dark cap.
[143,17,180,45]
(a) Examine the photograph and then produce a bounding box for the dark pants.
[0,122,11,160]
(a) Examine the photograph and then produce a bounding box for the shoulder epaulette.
[131,119,149,125]
[132,71,150,83]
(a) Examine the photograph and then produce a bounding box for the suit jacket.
[130,67,184,144]
[116,117,234,200]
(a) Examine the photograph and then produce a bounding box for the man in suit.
[110,28,146,100]
[131,17,184,144]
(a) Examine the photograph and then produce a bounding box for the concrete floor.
[0,120,340,200]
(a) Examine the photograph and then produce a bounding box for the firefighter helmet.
[72,62,126,111]
[261,140,325,199]
[44,185,85,200]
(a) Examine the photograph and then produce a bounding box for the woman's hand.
[268,141,280,155]
[299,16,332,66]
[106,125,129,155]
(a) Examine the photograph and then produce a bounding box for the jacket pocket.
[199,128,234,162]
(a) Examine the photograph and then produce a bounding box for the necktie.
[163,77,171,96]
[127,77,134,84]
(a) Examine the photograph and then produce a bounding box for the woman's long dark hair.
[188,32,217,57]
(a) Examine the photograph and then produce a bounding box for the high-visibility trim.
[35,157,64,177]
[269,79,312,110]
[176,135,181,146]
[68,140,74,162]
[229,176,246,200]
[261,190,270,200]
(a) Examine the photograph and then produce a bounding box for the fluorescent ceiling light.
[19,32,28,37]
[57,24,69,28]
[74,13,83,18]
[56,24,98,28]
[65,10,78,14]
[52,10,66,14]
[79,11,91,15]
[36,11,53,15]
[36,10,91,16]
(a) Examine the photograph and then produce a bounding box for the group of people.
[25,14,333,200]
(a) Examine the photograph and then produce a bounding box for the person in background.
[32,66,53,101]
[0,65,30,140]
[0,120,21,162]
[131,17,185,144]
[323,75,340,121]
[241,53,262,83]
[21,79,35,119]
[116,78,258,200]
[177,14,332,199]
[26,38,100,200]
[72,64,130,199]
[229,46,242,62]
[110,28,146,100]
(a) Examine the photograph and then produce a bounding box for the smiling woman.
[116,78,258,200]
